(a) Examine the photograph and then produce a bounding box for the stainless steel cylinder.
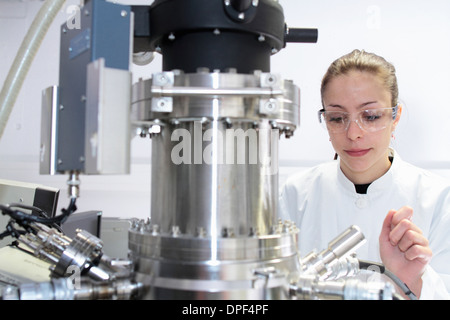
[132,70,299,237]
[130,70,300,299]
[149,119,280,237]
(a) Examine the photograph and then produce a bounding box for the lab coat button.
[355,198,367,208]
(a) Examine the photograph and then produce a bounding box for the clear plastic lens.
[319,108,393,133]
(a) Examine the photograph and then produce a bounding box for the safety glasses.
[318,105,398,133]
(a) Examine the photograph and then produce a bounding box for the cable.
[11,203,66,233]
[358,259,418,300]
[0,197,77,239]
[8,203,51,219]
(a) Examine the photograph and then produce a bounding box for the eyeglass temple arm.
[318,108,325,123]
[392,104,399,120]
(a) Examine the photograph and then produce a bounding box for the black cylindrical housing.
[133,0,286,73]
[132,0,318,73]
[160,31,273,73]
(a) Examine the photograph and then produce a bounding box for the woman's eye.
[363,110,384,121]
[329,117,342,122]
[327,113,346,122]
[364,114,381,121]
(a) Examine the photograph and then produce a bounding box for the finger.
[389,219,423,245]
[397,229,428,253]
[404,244,432,264]
[391,206,414,227]
[380,209,396,243]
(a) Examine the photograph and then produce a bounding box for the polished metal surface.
[129,219,300,299]
[131,70,300,238]
[149,119,279,237]
[128,70,302,299]
[39,86,59,175]
[131,70,300,134]
[301,225,366,279]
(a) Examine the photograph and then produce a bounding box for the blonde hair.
[321,49,398,107]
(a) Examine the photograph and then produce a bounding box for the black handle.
[285,28,318,43]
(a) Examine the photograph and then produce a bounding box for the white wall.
[1,0,450,219]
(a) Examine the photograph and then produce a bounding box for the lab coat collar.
[336,148,399,195]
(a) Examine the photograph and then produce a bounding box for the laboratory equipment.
[0,0,407,301]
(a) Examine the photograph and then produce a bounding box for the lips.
[345,149,370,157]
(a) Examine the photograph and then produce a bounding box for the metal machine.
[0,0,411,300]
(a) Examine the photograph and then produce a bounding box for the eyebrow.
[325,101,379,110]
[360,101,379,108]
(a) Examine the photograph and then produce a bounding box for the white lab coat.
[279,149,450,299]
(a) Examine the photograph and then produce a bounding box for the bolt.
[265,101,276,111]
[221,228,235,238]
[157,100,166,108]
[249,227,259,237]
[223,118,233,129]
[196,67,210,74]
[284,128,294,139]
[270,120,279,129]
[264,99,277,113]
[131,219,139,230]
[171,225,181,237]
[155,73,168,86]
[151,224,160,235]
[265,74,277,85]
[196,227,206,238]
[138,220,146,232]
[225,68,237,74]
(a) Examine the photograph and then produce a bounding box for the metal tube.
[317,225,365,269]
[301,225,366,278]
[290,275,394,300]
[150,86,284,97]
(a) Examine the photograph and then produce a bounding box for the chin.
[341,157,371,173]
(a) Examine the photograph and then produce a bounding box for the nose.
[346,119,364,140]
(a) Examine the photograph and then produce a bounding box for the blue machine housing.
[57,0,131,172]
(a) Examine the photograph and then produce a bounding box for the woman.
[279,49,450,299]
